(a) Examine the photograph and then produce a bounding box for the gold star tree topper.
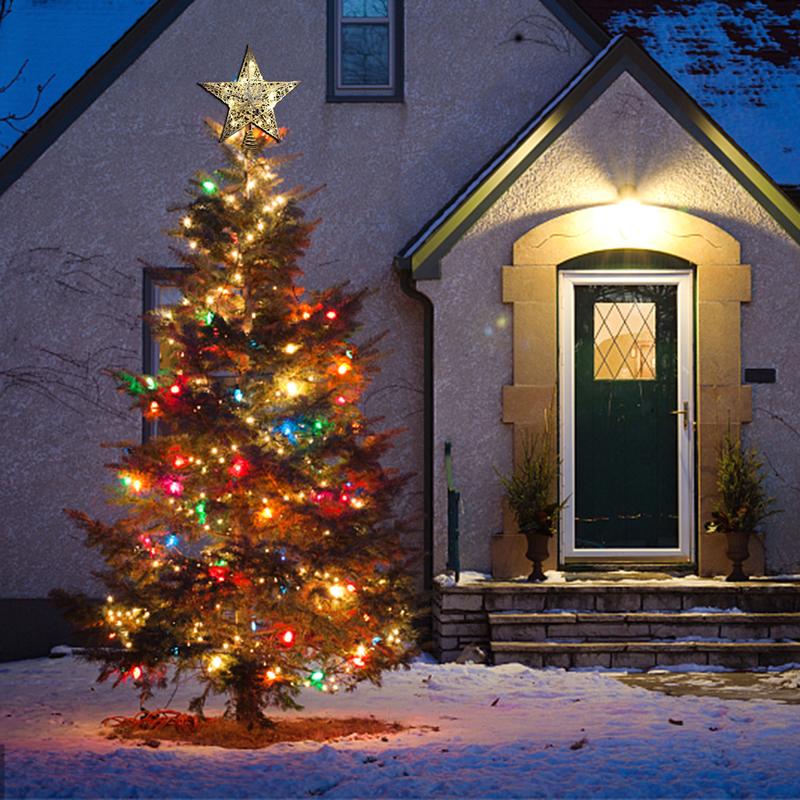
[200,47,298,145]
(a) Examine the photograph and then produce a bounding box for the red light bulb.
[169,384,181,395]
[281,629,295,646]
[173,455,186,468]
[335,395,347,406]
[325,310,337,320]
[131,666,142,680]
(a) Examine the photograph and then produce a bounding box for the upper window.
[327,0,403,101]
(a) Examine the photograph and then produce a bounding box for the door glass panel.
[594,302,656,380]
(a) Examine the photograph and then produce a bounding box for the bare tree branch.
[0,1,56,147]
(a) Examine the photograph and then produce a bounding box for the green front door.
[573,283,679,550]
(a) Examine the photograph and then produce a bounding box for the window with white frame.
[327,0,403,101]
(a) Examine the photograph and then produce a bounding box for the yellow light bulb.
[182,216,192,228]
[329,584,346,599]
[286,381,300,397]
[337,363,351,375]
[284,343,300,355]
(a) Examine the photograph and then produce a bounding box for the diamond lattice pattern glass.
[594,302,656,380]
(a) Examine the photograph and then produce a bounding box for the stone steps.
[478,583,800,613]
[434,579,800,666]
[491,640,800,670]
[489,611,800,643]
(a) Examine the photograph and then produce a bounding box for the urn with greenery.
[706,433,778,581]
[496,431,566,582]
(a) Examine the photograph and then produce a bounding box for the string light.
[280,629,295,647]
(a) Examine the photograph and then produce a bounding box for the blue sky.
[0,0,154,151]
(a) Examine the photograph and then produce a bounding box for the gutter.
[396,261,434,592]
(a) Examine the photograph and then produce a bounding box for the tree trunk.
[231,661,270,728]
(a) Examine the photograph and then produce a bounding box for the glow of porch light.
[591,187,662,244]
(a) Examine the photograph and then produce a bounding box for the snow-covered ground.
[2,657,800,799]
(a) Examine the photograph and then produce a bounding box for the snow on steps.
[434,579,800,668]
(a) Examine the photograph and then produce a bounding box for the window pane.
[342,0,388,18]
[594,302,656,380]
[341,23,390,85]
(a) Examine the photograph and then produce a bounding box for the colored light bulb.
[131,666,142,680]
[201,179,217,194]
[286,381,300,397]
[233,388,244,403]
[169,384,181,395]
[280,629,295,646]
[337,363,351,375]
[329,584,345,599]
[165,534,179,548]
[325,310,337,320]
[167,480,182,496]
[173,455,186,468]
[335,395,347,406]
[284,343,299,355]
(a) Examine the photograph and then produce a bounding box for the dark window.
[327,0,403,101]
[142,268,185,441]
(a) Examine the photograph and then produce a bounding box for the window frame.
[326,0,404,103]
[142,267,189,442]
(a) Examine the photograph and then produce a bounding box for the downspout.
[396,262,434,592]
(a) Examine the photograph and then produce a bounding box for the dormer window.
[327,0,403,101]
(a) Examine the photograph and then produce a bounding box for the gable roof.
[0,0,194,198]
[539,0,608,53]
[0,0,607,200]
[396,35,800,280]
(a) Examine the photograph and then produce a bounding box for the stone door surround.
[501,205,756,576]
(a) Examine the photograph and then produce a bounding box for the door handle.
[670,401,690,430]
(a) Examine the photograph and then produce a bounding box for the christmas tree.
[62,124,414,727]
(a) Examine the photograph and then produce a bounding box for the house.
[1,0,799,664]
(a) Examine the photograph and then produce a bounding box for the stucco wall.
[423,71,800,576]
[0,1,591,598]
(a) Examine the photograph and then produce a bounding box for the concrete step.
[491,640,800,670]
[459,582,800,614]
[489,611,800,643]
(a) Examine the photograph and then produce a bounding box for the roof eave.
[398,36,800,280]
[0,0,195,199]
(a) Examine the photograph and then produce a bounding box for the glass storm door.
[559,269,694,561]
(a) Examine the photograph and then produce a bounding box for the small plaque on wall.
[744,368,776,384]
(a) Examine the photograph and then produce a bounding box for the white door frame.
[558,270,695,561]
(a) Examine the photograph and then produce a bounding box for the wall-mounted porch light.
[589,185,662,244]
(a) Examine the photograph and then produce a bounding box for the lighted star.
[200,47,298,144]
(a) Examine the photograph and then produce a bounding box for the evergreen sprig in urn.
[706,433,778,581]
[496,430,566,582]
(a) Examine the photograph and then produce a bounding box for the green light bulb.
[201,179,217,195]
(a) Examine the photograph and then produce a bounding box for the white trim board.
[558,270,695,562]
